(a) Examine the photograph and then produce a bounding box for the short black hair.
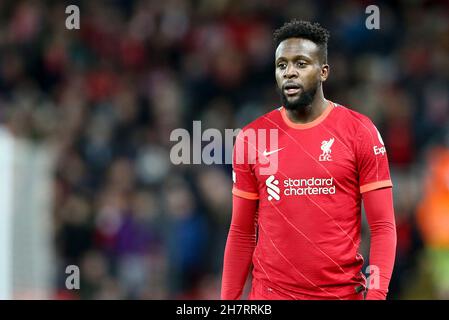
[273,20,330,63]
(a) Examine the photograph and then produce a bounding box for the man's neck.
[285,90,328,124]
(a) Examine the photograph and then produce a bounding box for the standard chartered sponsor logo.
[265,175,336,201]
[284,177,336,195]
[266,175,280,201]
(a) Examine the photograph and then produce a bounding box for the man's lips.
[283,82,302,96]
[283,83,303,96]
[284,87,302,95]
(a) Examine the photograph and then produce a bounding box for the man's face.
[275,38,329,110]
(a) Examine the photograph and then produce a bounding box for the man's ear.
[320,64,329,82]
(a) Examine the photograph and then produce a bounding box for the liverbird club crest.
[319,138,334,161]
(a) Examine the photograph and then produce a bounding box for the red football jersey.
[232,100,393,299]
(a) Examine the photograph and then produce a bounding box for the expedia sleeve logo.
[373,128,386,156]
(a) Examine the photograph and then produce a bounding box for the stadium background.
[0,0,448,299]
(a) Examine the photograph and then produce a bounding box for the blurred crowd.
[0,0,448,299]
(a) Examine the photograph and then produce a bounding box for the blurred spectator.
[416,146,449,299]
[162,175,209,298]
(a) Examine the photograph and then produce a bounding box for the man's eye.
[297,61,307,67]
[278,63,287,69]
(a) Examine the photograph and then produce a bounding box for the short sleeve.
[232,130,259,200]
[355,118,393,193]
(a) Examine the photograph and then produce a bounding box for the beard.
[280,84,318,111]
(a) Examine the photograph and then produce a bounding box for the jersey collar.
[280,100,334,130]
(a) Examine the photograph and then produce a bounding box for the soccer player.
[221,20,396,300]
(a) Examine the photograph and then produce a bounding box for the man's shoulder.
[331,102,376,129]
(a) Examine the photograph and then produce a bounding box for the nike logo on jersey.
[263,148,284,157]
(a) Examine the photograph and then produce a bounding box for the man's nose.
[284,63,298,79]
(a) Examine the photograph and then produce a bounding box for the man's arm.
[221,195,258,300]
[362,187,397,300]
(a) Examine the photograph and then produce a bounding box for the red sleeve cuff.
[360,180,393,193]
[232,187,259,200]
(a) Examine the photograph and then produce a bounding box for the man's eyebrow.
[275,55,312,63]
